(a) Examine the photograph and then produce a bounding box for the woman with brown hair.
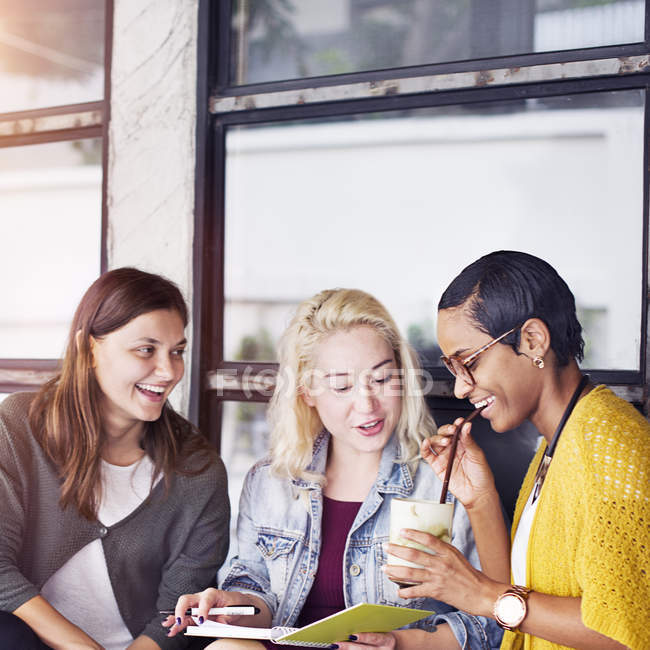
[0,267,229,650]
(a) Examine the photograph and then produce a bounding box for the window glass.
[0,138,102,358]
[231,0,645,85]
[0,0,104,113]
[218,400,270,580]
[224,89,644,371]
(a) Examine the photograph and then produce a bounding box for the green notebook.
[185,602,435,647]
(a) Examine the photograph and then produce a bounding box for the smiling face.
[90,308,186,437]
[437,306,543,432]
[302,325,402,460]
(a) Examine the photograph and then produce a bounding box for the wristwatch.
[493,585,532,632]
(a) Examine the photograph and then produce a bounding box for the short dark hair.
[438,250,584,366]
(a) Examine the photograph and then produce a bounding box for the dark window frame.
[0,0,113,394]
[195,0,650,447]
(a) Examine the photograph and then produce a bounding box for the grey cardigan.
[0,392,230,649]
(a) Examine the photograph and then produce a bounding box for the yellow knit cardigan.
[500,386,650,650]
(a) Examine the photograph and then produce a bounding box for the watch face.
[496,593,526,626]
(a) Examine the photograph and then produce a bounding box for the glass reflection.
[0,0,104,113]
[231,0,645,85]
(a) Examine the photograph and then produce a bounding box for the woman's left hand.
[336,633,396,650]
[382,529,502,617]
[337,628,461,650]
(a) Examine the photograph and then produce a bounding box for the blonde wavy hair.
[268,288,437,482]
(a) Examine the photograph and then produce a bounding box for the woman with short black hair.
[383,250,649,649]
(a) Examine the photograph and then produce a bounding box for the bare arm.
[422,419,510,583]
[464,492,510,583]
[513,592,627,650]
[14,595,103,650]
[384,532,627,650]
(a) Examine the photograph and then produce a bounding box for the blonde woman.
[169,289,502,649]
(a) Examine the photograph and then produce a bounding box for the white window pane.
[218,400,270,582]
[0,139,102,358]
[224,90,644,371]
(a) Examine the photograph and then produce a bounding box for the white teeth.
[474,396,495,409]
[359,420,380,429]
[136,383,165,394]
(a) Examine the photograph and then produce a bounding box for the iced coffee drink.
[387,498,454,586]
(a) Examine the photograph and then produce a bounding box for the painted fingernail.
[198,616,204,624]
[176,617,182,625]
[348,635,358,641]
[330,645,339,649]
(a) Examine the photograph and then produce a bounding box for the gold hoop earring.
[533,356,545,369]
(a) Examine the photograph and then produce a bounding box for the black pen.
[159,605,260,616]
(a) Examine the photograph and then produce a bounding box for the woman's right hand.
[382,529,501,617]
[421,418,496,509]
[164,589,269,637]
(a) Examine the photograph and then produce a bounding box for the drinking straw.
[439,404,487,504]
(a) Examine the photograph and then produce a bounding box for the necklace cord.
[531,374,590,504]
[547,374,590,458]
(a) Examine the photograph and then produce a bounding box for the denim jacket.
[222,431,503,649]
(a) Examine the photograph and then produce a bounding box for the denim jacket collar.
[291,429,415,498]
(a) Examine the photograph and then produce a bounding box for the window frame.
[194,0,650,447]
[0,0,113,394]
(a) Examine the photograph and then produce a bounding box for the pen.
[159,605,260,616]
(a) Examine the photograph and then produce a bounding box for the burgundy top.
[265,495,362,650]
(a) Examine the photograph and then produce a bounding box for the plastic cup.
[387,497,454,586]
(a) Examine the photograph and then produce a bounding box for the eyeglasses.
[440,325,520,386]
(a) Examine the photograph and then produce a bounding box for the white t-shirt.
[42,455,159,650]
[511,483,541,586]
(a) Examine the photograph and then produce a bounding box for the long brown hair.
[29,267,216,520]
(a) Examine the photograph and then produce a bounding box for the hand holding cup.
[386,498,454,586]
[383,528,497,615]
